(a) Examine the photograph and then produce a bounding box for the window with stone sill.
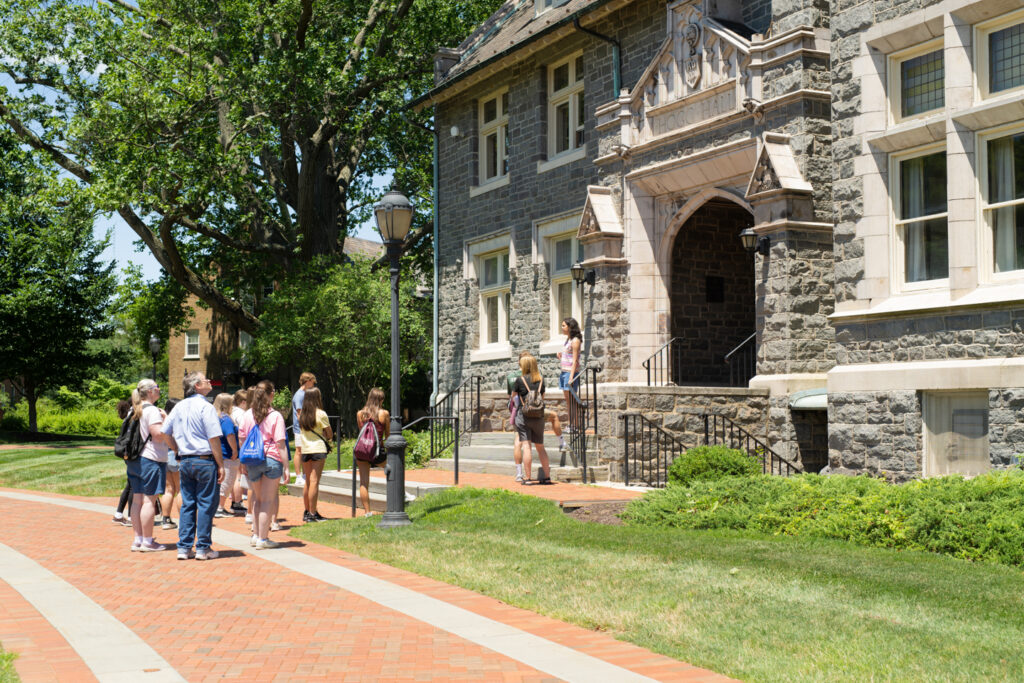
[979,10,1024,97]
[922,391,990,477]
[478,250,510,346]
[548,234,583,339]
[185,330,200,358]
[478,89,509,185]
[547,53,584,159]
[889,41,944,121]
[983,129,1024,276]
[893,147,948,287]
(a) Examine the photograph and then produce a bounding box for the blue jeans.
[178,458,218,552]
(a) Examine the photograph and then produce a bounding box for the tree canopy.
[0,0,499,333]
[0,130,116,430]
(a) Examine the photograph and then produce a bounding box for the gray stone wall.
[828,390,922,482]
[758,229,835,375]
[769,397,829,471]
[989,389,1024,467]
[835,309,1024,365]
[670,201,756,384]
[596,385,770,480]
[772,0,830,34]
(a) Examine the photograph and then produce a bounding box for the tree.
[0,133,116,431]
[0,0,501,334]
[247,256,431,434]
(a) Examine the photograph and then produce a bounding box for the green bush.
[667,445,760,487]
[623,470,1024,568]
[0,399,121,436]
[52,386,87,411]
[403,429,453,468]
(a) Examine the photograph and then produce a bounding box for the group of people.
[112,371,339,560]
[506,317,583,484]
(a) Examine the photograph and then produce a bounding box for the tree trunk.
[297,147,341,259]
[26,377,37,433]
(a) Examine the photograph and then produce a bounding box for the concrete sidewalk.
[0,485,728,682]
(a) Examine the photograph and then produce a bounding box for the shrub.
[623,470,1024,568]
[52,386,87,411]
[667,445,760,487]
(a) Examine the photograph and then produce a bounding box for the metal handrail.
[622,412,690,487]
[642,337,683,386]
[565,365,600,482]
[431,374,483,452]
[703,413,803,476]
[404,414,460,486]
[723,332,756,362]
[723,333,757,387]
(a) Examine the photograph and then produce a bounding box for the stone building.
[416,0,1024,480]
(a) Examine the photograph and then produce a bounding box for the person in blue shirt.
[291,372,316,486]
[213,393,239,518]
[161,372,224,561]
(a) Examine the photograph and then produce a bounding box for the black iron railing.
[431,375,482,452]
[622,413,690,487]
[565,366,599,482]
[703,413,803,476]
[643,337,683,386]
[724,333,756,387]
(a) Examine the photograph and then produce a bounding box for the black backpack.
[114,414,151,461]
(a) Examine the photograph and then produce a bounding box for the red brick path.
[0,485,727,682]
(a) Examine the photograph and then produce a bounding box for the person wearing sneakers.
[213,393,239,518]
[162,372,224,561]
[229,390,248,516]
[512,355,552,485]
[296,386,332,523]
[111,399,133,527]
[127,379,169,552]
[291,372,316,487]
[159,398,181,531]
[238,381,287,549]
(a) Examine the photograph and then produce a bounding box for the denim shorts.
[126,457,166,496]
[246,457,283,483]
[559,371,580,392]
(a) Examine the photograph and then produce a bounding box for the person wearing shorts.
[512,354,551,485]
[237,381,287,549]
[296,387,332,523]
[160,398,181,530]
[127,379,169,552]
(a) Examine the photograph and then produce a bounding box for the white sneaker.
[250,535,258,547]
[295,475,306,486]
[244,513,253,524]
[254,539,279,549]
[195,549,219,561]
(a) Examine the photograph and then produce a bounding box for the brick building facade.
[418,0,1024,480]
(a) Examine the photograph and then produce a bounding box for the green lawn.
[293,487,1024,682]
[0,439,122,497]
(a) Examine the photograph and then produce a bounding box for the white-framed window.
[478,250,510,346]
[980,126,1024,278]
[888,40,944,122]
[184,330,200,358]
[978,9,1024,98]
[478,89,509,185]
[548,234,584,339]
[891,146,948,288]
[547,52,585,159]
[922,391,990,477]
[535,0,567,17]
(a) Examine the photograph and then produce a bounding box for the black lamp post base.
[377,512,412,528]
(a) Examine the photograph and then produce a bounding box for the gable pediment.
[577,185,622,241]
[628,0,752,142]
[746,134,813,199]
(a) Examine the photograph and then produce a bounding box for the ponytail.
[130,388,143,421]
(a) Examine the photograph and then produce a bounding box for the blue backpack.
[238,423,265,466]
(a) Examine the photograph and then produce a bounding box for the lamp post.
[374,187,414,528]
[148,335,161,382]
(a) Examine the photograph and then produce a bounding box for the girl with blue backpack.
[237,381,287,549]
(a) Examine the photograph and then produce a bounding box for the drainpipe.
[573,18,620,98]
[400,111,440,407]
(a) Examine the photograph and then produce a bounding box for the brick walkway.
[0,485,728,682]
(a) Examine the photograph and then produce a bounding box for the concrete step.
[285,469,450,512]
[427,458,609,483]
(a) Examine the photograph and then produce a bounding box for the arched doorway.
[669,199,755,385]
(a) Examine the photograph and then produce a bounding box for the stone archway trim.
[657,187,753,269]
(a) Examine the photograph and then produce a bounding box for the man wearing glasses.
[162,372,225,560]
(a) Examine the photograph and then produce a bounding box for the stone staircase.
[427,431,608,483]
[285,470,449,512]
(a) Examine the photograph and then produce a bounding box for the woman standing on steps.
[557,318,583,432]
[513,354,551,485]
[355,388,389,516]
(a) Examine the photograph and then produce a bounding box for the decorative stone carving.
[576,186,626,265]
[683,22,701,89]
[750,155,780,194]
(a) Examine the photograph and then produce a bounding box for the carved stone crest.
[751,155,780,194]
[683,22,701,89]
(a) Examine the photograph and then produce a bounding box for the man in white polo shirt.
[162,372,224,561]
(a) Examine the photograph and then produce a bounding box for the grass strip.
[292,487,1024,682]
[0,441,123,497]
[0,645,18,683]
